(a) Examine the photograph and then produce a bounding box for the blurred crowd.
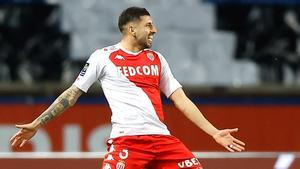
[0,2,70,84]
[0,0,300,86]
[233,6,300,84]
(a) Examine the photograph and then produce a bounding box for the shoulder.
[102,44,119,53]
[90,44,120,60]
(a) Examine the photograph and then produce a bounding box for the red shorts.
[101,135,203,169]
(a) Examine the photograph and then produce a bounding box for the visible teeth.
[148,35,153,43]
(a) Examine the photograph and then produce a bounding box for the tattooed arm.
[10,85,83,147]
[36,85,82,126]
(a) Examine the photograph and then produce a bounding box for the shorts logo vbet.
[178,158,201,168]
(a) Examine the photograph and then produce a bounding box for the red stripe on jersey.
[109,49,165,122]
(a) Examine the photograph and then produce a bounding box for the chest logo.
[146,52,154,61]
[115,55,125,60]
[117,65,159,77]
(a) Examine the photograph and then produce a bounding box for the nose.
[152,25,157,33]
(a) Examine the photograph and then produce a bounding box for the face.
[131,15,157,49]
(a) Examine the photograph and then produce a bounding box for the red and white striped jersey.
[73,43,182,138]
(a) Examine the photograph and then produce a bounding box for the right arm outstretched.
[10,85,83,148]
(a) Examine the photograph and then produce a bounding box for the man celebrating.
[11,7,245,168]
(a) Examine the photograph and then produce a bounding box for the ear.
[128,25,136,37]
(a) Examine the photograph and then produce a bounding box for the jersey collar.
[116,43,148,56]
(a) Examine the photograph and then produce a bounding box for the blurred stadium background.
[0,0,300,168]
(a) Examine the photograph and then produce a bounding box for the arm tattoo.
[38,86,82,125]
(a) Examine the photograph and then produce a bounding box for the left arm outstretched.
[169,88,245,152]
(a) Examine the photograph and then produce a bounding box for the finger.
[10,133,18,143]
[232,143,245,151]
[11,138,22,147]
[16,124,27,129]
[20,140,27,147]
[225,145,234,152]
[232,145,242,152]
[10,131,21,143]
[228,128,238,133]
[11,139,18,147]
[233,137,246,146]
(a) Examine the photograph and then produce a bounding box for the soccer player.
[10,7,245,169]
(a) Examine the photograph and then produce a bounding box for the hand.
[10,123,39,148]
[213,128,245,152]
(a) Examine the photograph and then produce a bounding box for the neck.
[120,37,143,53]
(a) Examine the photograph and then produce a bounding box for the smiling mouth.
[148,35,154,43]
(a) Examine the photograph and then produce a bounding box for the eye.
[146,23,153,29]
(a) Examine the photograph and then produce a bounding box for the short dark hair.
[118,7,150,33]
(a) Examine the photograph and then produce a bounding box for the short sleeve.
[73,49,104,93]
[158,53,182,98]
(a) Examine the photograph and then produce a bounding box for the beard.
[135,34,153,49]
[144,42,152,49]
